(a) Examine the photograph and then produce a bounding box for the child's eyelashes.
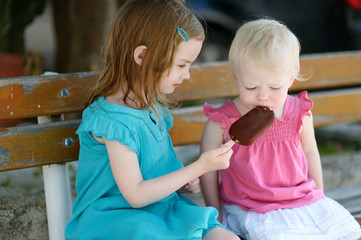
[244,86,282,90]
[245,87,257,90]
[270,87,281,90]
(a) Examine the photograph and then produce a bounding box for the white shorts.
[221,197,361,240]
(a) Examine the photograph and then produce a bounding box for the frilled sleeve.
[203,101,238,133]
[297,91,314,132]
[76,107,138,154]
[203,103,225,123]
[299,91,313,116]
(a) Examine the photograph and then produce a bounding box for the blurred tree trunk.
[0,0,46,55]
[52,0,125,73]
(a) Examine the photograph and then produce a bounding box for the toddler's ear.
[134,45,147,65]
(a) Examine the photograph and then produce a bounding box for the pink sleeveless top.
[204,91,324,213]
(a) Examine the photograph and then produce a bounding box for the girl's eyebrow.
[177,58,193,64]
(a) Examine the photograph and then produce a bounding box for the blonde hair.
[229,18,303,81]
[88,0,204,112]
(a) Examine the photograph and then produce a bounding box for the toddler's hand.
[185,178,200,194]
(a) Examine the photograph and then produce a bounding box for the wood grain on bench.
[1,51,361,120]
[0,120,80,171]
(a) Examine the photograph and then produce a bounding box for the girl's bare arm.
[105,137,232,208]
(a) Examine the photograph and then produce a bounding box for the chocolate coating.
[229,106,275,145]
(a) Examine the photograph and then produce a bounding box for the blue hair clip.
[177,27,189,42]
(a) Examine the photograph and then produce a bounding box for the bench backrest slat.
[0,120,80,171]
[1,51,361,121]
[170,51,361,101]
[0,73,97,119]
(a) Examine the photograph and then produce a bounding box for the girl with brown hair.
[65,1,238,239]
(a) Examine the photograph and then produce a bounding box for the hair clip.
[177,27,189,42]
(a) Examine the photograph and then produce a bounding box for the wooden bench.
[1,50,361,239]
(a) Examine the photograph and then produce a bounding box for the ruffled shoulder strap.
[203,101,239,131]
[77,105,139,154]
[204,101,239,121]
[298,91,313,117]
[297,91,314,132]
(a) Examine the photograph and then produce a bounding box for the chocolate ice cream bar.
[228,106,275,146]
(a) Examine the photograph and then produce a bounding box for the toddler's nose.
[257,87,269,101]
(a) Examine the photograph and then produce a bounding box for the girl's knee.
[204,227,239,240]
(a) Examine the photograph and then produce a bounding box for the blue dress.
[65,97,223,240]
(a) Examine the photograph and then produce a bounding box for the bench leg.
[43,164,72,240]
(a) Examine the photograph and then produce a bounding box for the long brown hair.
[88,0,204,114]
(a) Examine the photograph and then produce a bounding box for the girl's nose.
[183,67,191,80]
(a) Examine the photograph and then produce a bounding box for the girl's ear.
[134,45,147,65]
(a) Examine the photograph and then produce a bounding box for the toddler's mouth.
[257,105,273,111]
